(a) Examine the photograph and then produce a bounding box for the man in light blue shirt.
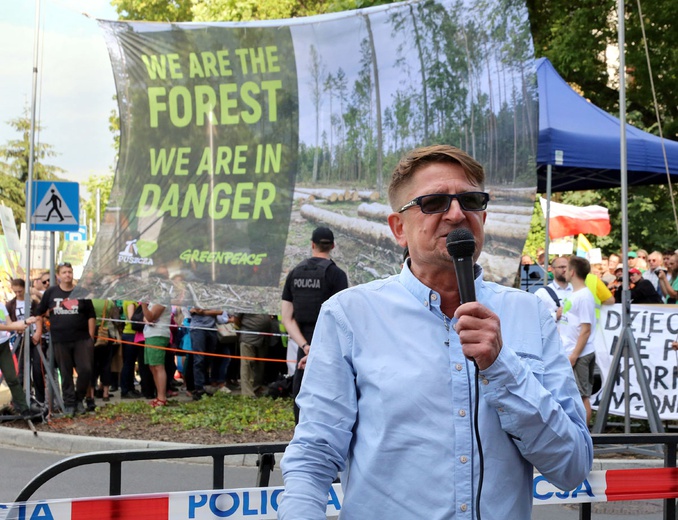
[279,145,592,519]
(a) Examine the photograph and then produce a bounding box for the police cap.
[312,226,334,245]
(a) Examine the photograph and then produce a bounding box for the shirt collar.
[399,259,483,315]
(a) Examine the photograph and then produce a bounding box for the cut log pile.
[488,186,535,203]
[300,205,399,251]
[295,184,535,285]
[294,188,380,203]
[356,202,533,242]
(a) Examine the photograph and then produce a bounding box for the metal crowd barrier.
[13,443,288,503]
[7,434,678,519]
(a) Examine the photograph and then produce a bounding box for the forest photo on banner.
[75,0,538,312]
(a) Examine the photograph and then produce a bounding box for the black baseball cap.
[312,226,334,244]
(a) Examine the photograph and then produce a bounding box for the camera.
[655,267,668,274]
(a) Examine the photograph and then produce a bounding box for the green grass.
[97,394,295,435]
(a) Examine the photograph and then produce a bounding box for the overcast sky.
[0,0,118,186]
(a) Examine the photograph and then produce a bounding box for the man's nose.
[441,197,465,221]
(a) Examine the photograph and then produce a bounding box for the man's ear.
[387,212,408,248]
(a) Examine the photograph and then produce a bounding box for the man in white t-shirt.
[534,256,573,324]
[560,256,597,425]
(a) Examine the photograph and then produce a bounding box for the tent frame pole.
[592,0,663,434]
[543,164,552,285]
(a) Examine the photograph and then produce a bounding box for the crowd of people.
[0,223,352,420]
[524,248,678,304]
[0,262,297,418]
[523,248,678,429]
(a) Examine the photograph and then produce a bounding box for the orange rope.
[94,335,289,364]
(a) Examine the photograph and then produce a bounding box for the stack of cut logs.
[293,186,535,285]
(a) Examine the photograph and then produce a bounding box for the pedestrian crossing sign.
[29,181,80,232]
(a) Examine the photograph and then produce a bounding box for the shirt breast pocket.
[515,352,545,385]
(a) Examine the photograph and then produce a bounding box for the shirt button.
[460,503,468,512]
[481,378,489,385]
[431,294,438,301]
[460,456,468,463]
[456,364,463,371]
[459,409,466,417]
[497,407,504,413]
[424,300,429,307]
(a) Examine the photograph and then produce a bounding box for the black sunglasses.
[398,192,489,214]
[41,279,50,285]
[57,262,72,269]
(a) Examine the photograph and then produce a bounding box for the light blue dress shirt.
[279,261,593,519]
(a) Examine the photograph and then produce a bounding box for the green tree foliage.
[526,1,678,255]
[522,199,546,257]
[111,0,194,21]
[527,0,678,139]
[83,174,114,246]
[0,110,64,226]
[112,0,394,22]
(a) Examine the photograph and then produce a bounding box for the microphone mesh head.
[446,228,476,258]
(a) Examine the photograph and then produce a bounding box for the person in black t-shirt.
[35,263,96,416]
[281,227,348,423]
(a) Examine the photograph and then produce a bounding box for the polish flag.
[539,197,611,239]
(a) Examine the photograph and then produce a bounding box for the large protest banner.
[75,0,538,312]
[593,304,678,420]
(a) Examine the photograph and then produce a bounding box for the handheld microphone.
[446,227,485,520]
[446,228,476,304]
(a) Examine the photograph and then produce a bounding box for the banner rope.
[97,316,288,338]
[93,334,290,364]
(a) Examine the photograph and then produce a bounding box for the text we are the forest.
[136,46,285,222]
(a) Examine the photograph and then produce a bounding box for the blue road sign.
[29,181,80,232]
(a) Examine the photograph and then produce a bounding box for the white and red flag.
[539,197,611,239]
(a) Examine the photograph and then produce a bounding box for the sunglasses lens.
[420,195,451,214]
[459,193,488,211]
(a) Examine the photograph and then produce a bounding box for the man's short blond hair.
[387,144,485,210]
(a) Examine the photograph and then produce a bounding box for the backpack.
[543,286,561,307]
[130,304,145,332]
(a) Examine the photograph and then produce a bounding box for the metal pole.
[592,0,664,434]
[618,0,633,435]
[544,164,552,285]
[23,0,42,403]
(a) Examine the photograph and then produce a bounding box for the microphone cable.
[473,360,484,520]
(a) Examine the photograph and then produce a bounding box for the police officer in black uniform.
[281,226,348,423]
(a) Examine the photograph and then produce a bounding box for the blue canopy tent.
[536,57,678,192]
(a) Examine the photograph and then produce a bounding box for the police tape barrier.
[2,468,678,519]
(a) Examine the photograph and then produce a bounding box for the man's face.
[564,264,574,283]
[628,255,637,268]
[40,275,50,289]
[58,266,73,284]
[630,271,642,284]
[388,161,486,272]
[648,253,663,270]
[608,254,620,272]
[11,284,24,299]
[551,258,569,283]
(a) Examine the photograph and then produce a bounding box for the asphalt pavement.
[0,390,674,520]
